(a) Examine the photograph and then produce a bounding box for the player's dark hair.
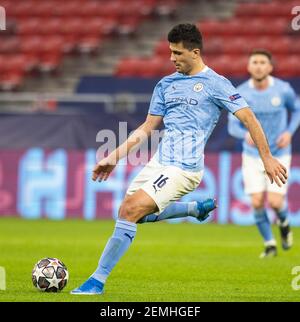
[249,49,273,64]
[168,23,203,51]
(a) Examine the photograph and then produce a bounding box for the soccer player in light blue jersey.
[71,25,287,294]
[228,49,300,258]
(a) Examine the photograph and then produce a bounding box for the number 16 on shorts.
[0,267,6,290]
[153,174,169,193]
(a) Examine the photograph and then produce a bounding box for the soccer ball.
[32,257,69,292]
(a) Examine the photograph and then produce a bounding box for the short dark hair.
[249,49,273,64]
[168,23,203,51]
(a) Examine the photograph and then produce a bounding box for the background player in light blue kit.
[72,25,287,295]
[228,49,300,258]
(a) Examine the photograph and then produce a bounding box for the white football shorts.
[242,153,291,195]
[126,157,203,213]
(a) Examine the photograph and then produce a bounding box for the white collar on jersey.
[201,66,209,73]
[248,75,274,88]
[186,65,209,77]
[182,65,209,77]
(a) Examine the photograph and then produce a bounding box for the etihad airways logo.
[168,97,198,106]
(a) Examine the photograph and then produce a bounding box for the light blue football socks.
[138,201,197,223]
[254,208,276,245]
[275,205,288,225]
[138,199,216,223]
[91,219,137,284]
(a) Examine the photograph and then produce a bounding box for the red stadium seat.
[117,16,141,35]
[115,58,141,77]
[263,18,289,35]
[160,60,175,76]
[235,1,296,18]
[17,19,41,35]
[51,1,84,17]
[4,55,28,73]
[205,55,248,77]
[288,37,300,54]
[235,3,262,17]
[0,54,30,74]
[0,55,7,73]
[128,0,157,17]
[38,18,62,35]
[0,71,24,91]
[259,2,294,17]
[265,36,291,55]
[29,2,55,17]
[154,40,170,57]
[136,57,164,77]
[204,55,229,75]
[206,36,291,56]
[0,37,20,54]
[273,55,300,77]
[80,1,109,17]
[61,35,79,53]
[80,18,116,38]
[19,36,64,71]
[219,19,244,36]
[221,37,251,55]
[203,37,223,55]
[200,17,290,36]
[78,36,103,53]
[198,20,222,36]
[20,36,63,55]
[229,56,249,77]
[155,0,180,17]
[61,18,84,36]
[39,53,63,72]
[115,56,174,77]
[8,1,35,17]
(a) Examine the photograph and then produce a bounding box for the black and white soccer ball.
[32,257,69,292]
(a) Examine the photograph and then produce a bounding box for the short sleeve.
[148,82,166,116]
[208,76,248,114]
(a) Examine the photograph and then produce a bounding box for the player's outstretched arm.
[234,107,288,187]
[92,114,163,181]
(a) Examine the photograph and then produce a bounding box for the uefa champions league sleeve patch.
[229,93,242,101]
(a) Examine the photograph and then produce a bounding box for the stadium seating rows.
[1,0,299,89]
[1,0,161,18]
[235,0,299,17]
[114,54,300,78]
[155,35,300,56]
[198,17,292,36]
[0,0,183,90]
[114,0,300,78]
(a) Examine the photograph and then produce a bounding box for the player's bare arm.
[234,107,288,187]
[245,132,255,146]
[92,114,163,181]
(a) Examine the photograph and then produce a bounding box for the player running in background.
[71,25,287,295]
[228,49,300,258]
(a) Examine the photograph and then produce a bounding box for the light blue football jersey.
[148,66,248,171]
[228,76,300,157]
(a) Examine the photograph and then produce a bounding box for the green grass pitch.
[0,217,299,302]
